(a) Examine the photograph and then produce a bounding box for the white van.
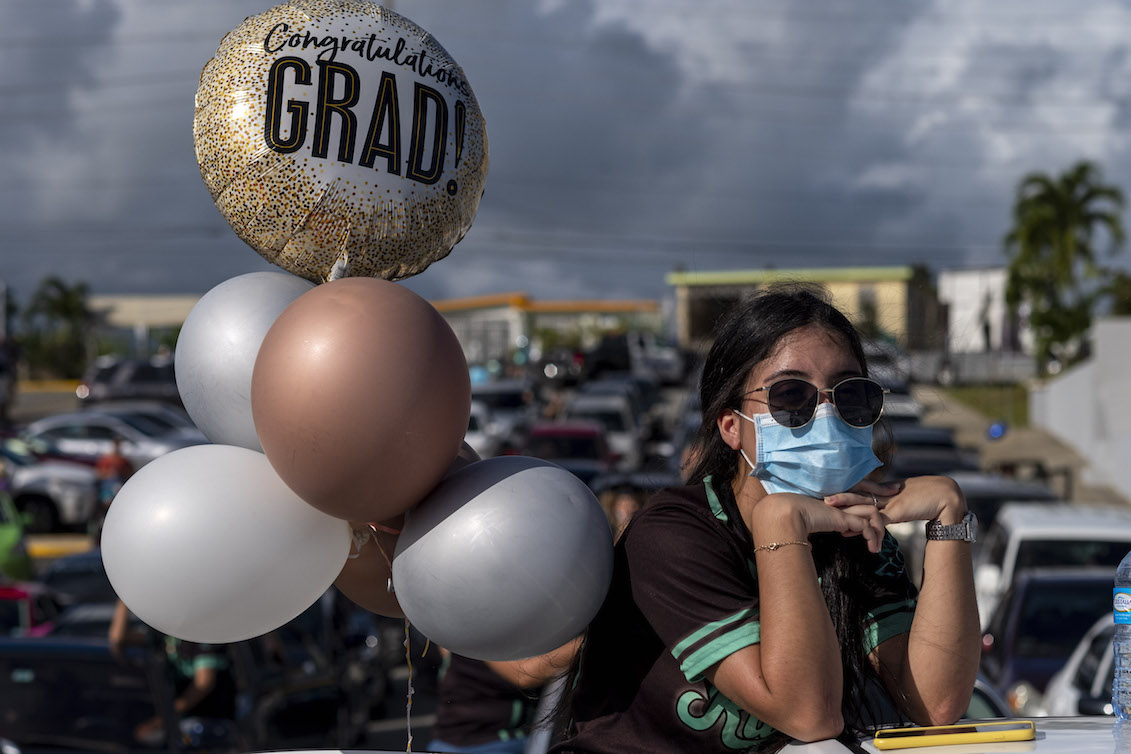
[974,502,1131,629]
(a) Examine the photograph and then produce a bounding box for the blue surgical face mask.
[733,403,882,498]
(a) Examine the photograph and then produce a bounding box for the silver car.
[0,439,98,533]
[21,410,209,472]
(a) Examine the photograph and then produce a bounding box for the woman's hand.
[747,491,889,554]
[823,475,966,527]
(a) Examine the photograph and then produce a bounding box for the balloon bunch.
[101,1,613,661]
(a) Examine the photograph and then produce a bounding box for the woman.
[552,286,980,753]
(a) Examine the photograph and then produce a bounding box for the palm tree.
[1004,160,1125,374]
[20,277,97,378]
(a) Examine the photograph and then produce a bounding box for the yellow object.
[872,720,1035,750]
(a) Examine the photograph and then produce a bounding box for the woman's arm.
[705,493,887,742]
[485,636,582,689]
[830,476,981,724]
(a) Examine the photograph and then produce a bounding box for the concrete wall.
[1030,317,1131,499]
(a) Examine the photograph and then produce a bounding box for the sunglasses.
[744,376,888,429]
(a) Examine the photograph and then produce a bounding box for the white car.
[974,502,1131,630]
[21,410,210,471]
[0,439,98,533]
[463,400,501,459]
[1042,614,1116,717]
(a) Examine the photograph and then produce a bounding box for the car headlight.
[1005,681,1044,717]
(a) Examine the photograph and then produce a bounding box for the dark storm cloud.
[5,1,1131,305]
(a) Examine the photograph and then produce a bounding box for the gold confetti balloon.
[194,0,489,283]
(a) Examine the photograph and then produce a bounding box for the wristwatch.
[925,512,978,543]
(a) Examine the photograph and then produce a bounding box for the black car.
[76,356,182,408]
[980,566,1117,711]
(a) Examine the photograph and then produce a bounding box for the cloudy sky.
[5,0,1131,308]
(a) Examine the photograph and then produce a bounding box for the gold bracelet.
[754,540,811,553]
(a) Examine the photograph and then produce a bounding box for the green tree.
[1004,160,1125,374]
[19,277,97,378]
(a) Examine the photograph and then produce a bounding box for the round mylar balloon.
[101,444,352,643]
[175,271,315,450]
[391,456,614,661]
[251,276,470,522]
[194,0,489,283]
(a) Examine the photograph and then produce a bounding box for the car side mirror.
[1078,696,1113,716]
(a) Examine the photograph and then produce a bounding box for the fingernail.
[824,496,836,504]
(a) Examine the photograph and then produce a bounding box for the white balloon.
[392,456,613,661]
[175,271,315,450]
[102,444,352,643]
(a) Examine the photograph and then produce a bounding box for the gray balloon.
[392,455,614,661]
[175,271,315,450]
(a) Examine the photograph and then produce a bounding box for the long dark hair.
[686,284,903,750]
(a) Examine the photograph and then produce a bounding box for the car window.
[1014,540,1131,572]
[1013,582,1112,659]
[471,390,530,410]
[468,414,481,432]
[82,424,121,441]
[527,436,602,459]
[1073,626,1115,690]
[572,410,626,432]
[0,601,24,634]
[109,413,168,437]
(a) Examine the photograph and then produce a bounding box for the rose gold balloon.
[252,277,470,522]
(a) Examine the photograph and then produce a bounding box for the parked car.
[0,580,65,637]
[75,355,182,407]
[1,437,98,533]
[0,636,195,751]
[39,547,117,606]
[560,393,645,471]
[20,409,209,472]
[578,371,665,440]
[874,422,980,480]
[516,421,620,488]
[0,493,33,581]
[92,400,208,443]
[980,567,1116,714]
[974,502,1131,629]
[1042,613,1116,717]
[885,470,1059,588]
[535,346,586,387]
[35,585,400,749]
[470,379,541,444]
[464,400,501,459]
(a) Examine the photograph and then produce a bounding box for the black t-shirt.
[553,477,917,754]
[164,637,238,720]
[433,653,542,746]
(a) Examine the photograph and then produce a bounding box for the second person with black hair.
[552,285,980,753]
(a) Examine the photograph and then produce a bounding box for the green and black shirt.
[553,476,917,753]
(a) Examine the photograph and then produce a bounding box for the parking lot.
[3,361,1130,746]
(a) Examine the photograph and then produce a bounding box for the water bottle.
[1115,550,1131,721]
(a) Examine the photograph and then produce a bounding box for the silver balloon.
[392,456,614,661]
[175,271,315,450]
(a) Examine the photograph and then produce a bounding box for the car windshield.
[571,410,625,432]
[0,600,25,634]
[473,391,527,410]
[527,436,602,459]
[1014,582,1112,659]
[1014,539,1131,572]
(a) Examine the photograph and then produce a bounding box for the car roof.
[471,379,533,393]
[1010,565,1118,584]
[993,502,1131,537]
[947,470,1058,500]
[526,420,606,437]
[566,393,631,410]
